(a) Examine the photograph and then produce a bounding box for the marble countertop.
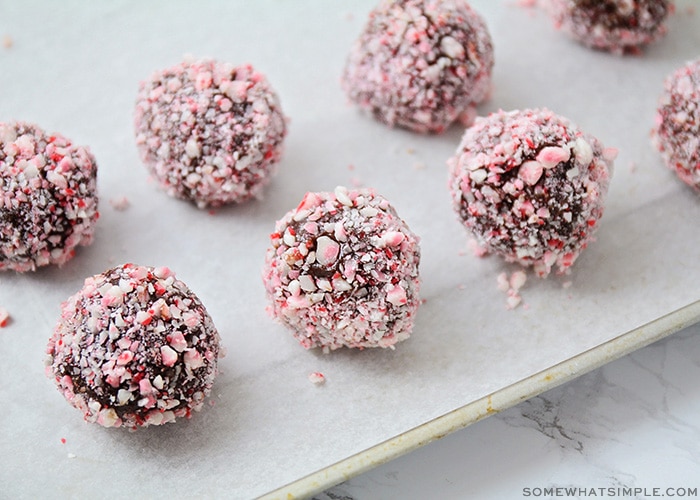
[316,322,700,499]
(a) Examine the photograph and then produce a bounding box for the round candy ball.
[448,108,615,277]
[134,58,287,208]
[545,0,671,54]
[263,186,421,351]
[652,58,700,191]
[1,122,98,272]
[341,0,494,134]
[46,264,222,429]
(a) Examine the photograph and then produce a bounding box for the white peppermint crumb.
[308,372,326,385]
[0,307,9,327]
[496,272,510,292]
[109,196,130,211]
[506,293,522,310]
[67,453,77,459]
[509,270,527,291]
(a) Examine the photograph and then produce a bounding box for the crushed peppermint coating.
[45,263,222,430]
[1,122,99,272]
[134,58,287,208]
[0,306,9,327]
[263,186,421,351]
[545,0,671,54]
[341,0,494,133]
[652,58,700,192]
[448,108,614,277]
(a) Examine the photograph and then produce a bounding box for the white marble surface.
[317,322,700,500]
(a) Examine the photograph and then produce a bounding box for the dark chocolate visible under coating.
[263,187,422,351]
[652,58,700,191]
[448,108,615,277]
[46,264,222,429]
[547,0,671,53]
[0,122,98,272]
[134,59,287,208]
[342,0,494,133]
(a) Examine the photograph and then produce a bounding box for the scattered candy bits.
[497,270,527,310]
[45,263,223,430]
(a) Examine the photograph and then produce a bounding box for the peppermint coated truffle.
[263,186,421,351]
[448,108,615,277]
[134,58,287,208]
[46,264,222,430]
[652,58,700,191]
[545,0,671,54]
[1,122,98,272]
[341,0,494,134]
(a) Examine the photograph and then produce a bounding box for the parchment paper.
[1,1,699,498]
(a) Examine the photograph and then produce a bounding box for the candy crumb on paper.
[308,372,326,385]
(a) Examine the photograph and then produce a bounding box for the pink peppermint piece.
[160,345,178,367]
[315,236,340,266]
[518,160,544,185]
[536,146,571,169]
[139,378,155,396]
[381,231,406,248]
[116,350,134,366]
[167,331,188,352]
[135,310,152,325]
[386,284,408,306]
[183,349,205,370]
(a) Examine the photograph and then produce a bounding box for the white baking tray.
[1,2,699,499]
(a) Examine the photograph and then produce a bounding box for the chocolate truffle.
[341,0,494,133]
[652,58,700,191]
[263,186,421,351]
[1,122,98,272]
[448,108,615,277]
[134,58,287,208]
[46,264,222,429]
[545,0,671,54]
